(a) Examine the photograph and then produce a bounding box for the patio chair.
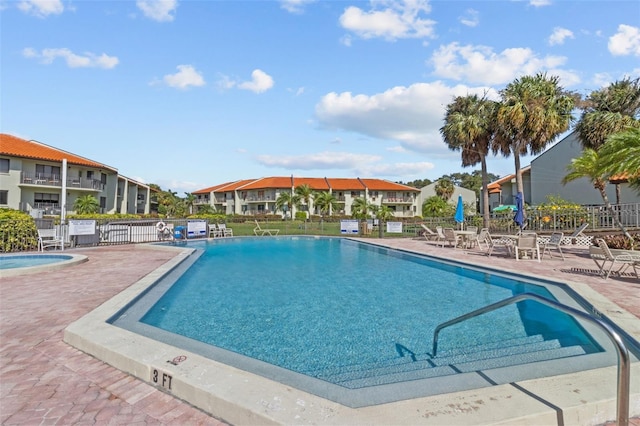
[443,227,462,248]
[465,227,479,248]
[218,223,233,237]
[420,224,439,242]
[565,222,590,245]
[542,232,564,260]
[253,220,280,236]
[435,226,447,247]
[37,228,64,251]
[514,234,540,262]
[593,238,639,279]
[475,228,490,250]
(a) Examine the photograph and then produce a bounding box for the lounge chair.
[486,232,513,257]
[564,222,589,245]
[218,223,233,237]
[435,226,447,247]
[254,220,280,236]
[420,224,439,241]
[514,233,540,262]
[592,238,639,279]
[475,228,490,250]
[542,232,564,260]
[37,228,64,251]
[208,224,222,238]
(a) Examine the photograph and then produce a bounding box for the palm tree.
[494,73,577,197]
[370,204,395,237]
[422,196,453,218]
[183,192,196,215]
[73,194,100,214]
[440,94,497,228]
[294,184,315,217]
[434,178,454,201]
[575,77,640,203]
[350,197,372,220]
[313,191,338,217]
[562,149,632,240]
[275,191,299,220]
[598,127,640,192]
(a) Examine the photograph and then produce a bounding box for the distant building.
[0,134,152,216]
[418,183,477,213]
[193,177,421,218]
[483,131,640,213]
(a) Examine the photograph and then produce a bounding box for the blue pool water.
[137,237,601,388]
[0,254,73,270]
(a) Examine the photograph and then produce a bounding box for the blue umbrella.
[514,192,525,230]
[454,195,464,229]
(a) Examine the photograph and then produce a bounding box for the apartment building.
[0,134,151,216]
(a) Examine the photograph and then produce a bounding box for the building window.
[100,197,106,209]
[87,171,94,180]
[35,164,61,179]
[101,174,107,185]
[34,192,59,206]
[0,190,7,204]
[0,158,9,173]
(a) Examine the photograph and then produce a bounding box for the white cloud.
[430,42,570,85]
[136,0,178,22]
[17,0,63,17]
[163,65,206,89]
[279,0,315,14]
[529,0,551,7]
[339,0,436,41]
[22,47,119,69]
[315,81,499,154]
[459,9,479,28]
[238,69,274,94]
[548,27,574,46]
[608,24,640,56]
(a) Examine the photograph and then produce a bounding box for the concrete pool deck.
[1,238,639,425]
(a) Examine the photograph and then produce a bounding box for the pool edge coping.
[0,252,89,278]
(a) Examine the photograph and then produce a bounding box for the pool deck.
[0,238,639,425]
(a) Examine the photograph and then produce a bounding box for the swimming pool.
[0,253,87,277]
[108,237,632,408]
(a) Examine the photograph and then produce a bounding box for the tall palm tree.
[275,191,299,220]
[440,94,497,228]
[370,204,395,237]
[422,196,453,218]
[494,73,577,197]
[562,148,632,240]
[313,191,339,217]
[294,184,315,216]
[598,127,640,192]
[575,77,640,203]
[183,192,196,215]
[434,178,454,201]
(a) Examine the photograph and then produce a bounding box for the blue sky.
[2,0,639,195]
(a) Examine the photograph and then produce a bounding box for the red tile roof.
[239,177,293,190]
[358,178,420,192]
[292,177,330,190]
[1,133,116,172]
[325,178,365,191]
[195,177,421,193]
[486,166,531,193]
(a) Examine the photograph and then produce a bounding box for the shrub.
[598,234,640,250]
[0,208,38,252]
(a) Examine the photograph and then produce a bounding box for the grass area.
[226,220,421,238]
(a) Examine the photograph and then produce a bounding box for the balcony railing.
[381,197,414,204]
[20,173,104,191]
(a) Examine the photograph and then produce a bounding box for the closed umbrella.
[454,195,464,230]
[514,192,525,230]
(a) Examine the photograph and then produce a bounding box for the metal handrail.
[430,293,630,426]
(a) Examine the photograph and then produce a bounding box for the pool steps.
[310,335,595,389]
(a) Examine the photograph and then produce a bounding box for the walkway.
[0,239,638,425]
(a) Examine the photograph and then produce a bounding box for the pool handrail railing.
[430,292,631,426]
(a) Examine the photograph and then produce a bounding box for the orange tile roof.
[239,176,293,190]
[358,178,420,192]
[192,179,257,194]
[486,166,531,192]
[1,133,116,172]
[292,177,330,190]
[325,178,365,191]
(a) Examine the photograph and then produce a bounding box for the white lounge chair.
[37,228,64,251]
[208,224,222,238]
[486,232,514,258]
[442,227,462,248]
[593,238,639,279]
[420,224,439,242]
[254,220,279,236]
[218,223,233,237]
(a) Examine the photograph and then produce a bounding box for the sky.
[2,0,639,195]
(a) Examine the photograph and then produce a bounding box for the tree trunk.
[481,155,490,229]
[598,185,633,240]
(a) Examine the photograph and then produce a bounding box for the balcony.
[381,197,414,204]
[20,173,104,191]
